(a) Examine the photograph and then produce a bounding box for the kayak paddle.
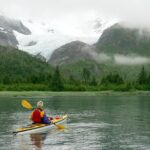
[21,100,65,129]
[22,100,33,110]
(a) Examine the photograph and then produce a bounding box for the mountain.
[0,16,31,35]
[14,17,116,59]
[0,45,52,83]
[48,23,150,80]
[48,41,103,79]
[49,41,94,65]
[49,23,150,66]
[95,24,150,56]
[35,52,47,62]
[0,16,31,48]
[49,23,150,67]
[0,15,117,59]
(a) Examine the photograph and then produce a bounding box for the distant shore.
[0,91,150,98]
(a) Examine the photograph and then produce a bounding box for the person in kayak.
[30,101,51,124]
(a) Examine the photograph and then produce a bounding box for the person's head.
[37,101,43,109]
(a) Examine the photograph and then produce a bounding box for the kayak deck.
[13,115,67,135]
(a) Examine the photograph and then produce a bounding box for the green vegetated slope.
[0,45,53,84]
[59,59,101,79]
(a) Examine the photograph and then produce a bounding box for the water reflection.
[1,96,150,150]
[30,133,47,150]
[30,128,65,150]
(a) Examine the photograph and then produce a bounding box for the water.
[0,95,150,150]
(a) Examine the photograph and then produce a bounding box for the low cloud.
[91,52,111,63]
[84,48,150,65]
[114,54,150,65]
[81,46,111,63]
[0,0,150,30]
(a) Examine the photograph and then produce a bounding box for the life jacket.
[32,109,42,123]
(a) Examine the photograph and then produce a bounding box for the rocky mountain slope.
[95,24,150,56]
[49,41,94,65]
[14,17,115,59]
[49,24,150,66]
[0,16,31,48]
[0,15,116,59]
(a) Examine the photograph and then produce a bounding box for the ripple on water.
[1,96,150,150]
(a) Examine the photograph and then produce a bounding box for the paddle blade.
[22,100,33,110]
[55,124,65,129]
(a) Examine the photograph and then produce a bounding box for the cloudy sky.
[0,0,149,28]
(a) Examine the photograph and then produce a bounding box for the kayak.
[13,115,67,135]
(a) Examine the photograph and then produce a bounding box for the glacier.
[14,17,117,60]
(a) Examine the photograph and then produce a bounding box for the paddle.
[22,99,33,110]
[21,100,64,129]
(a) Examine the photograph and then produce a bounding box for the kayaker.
[30,101,50,124]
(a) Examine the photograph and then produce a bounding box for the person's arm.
[29,111,33,120]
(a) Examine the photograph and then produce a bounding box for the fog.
[86,50,150,65]
[114,54,150,65]
[0,0,150,29]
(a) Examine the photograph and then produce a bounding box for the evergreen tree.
[29,75,39,84]
[137,66,147,84]
[90,76,97,86]
[82,68,90,84]
[101,73,123,85]
[3,75,12,84]
[45,73,52,84]
[147,75,150,84]
[69,75,77,85]
[50,66,64,91]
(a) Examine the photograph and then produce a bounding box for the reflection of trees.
[30,133,47,150]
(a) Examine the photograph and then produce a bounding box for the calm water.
[0,96,150,150]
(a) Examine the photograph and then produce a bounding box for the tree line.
[51,66,150,91]
[0,66,150,91]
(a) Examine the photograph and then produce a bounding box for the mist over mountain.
[49,23,150,66]
[95,24,150,56]
[14,17,115,59]
[0,15,116,60]
[1,14,150,68]
[46,22,150,81]
[0,16,31,48]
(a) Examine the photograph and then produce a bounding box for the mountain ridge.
[49,23,150,67]
[0,16,31,48]
[49,40,95,65]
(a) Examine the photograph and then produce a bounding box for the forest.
[0,65,150,91]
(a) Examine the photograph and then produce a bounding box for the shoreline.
[0,91,150,98]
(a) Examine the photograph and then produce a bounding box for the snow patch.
[14,17,117,60]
